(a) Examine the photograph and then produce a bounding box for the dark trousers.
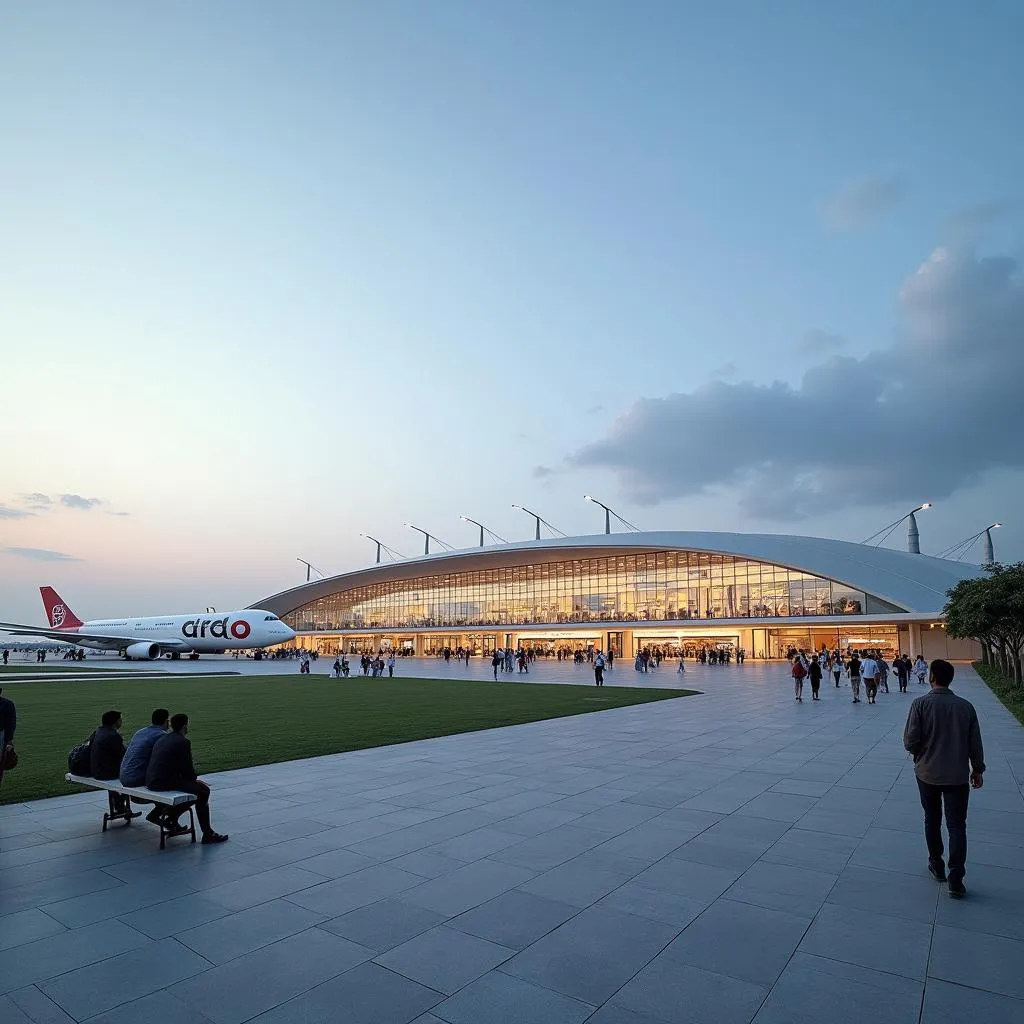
[917,778,969,884]
[595,667,604,686]
[166,780,212,834]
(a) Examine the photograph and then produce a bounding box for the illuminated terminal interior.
[257,532,982,662]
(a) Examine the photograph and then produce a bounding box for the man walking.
[791,654,807,702]
[861,652,879,704]
[847,653,862,703]
[594,650,606,687]
[808,654,822,700]
[903,660,984,899]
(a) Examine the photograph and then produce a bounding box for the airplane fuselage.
[68,610,294,655]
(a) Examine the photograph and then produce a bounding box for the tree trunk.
[981,642,990,665]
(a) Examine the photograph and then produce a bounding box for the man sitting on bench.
[146,713,228,845]
[121,708,187,833]
[91,710,130,816]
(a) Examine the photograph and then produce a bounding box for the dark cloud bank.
[564,246,1024,519]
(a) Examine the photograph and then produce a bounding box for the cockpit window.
[263,614,279,621]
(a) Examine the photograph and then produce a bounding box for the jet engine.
[124,641,160,660]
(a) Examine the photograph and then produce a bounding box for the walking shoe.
[164,824,192,838]
[201,832,229,844]
[928,862,947,883]
[948,881,967,899]
[145,808,166,827]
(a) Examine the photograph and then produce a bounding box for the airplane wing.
[0,621,191,652]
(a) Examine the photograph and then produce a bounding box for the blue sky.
[2,1,1022,621]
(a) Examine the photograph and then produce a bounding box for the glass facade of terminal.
[283,550,903,633]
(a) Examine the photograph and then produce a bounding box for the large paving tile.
[249,962,442,1024]
[736,791,819,823]
[173,927,373,1024]
[286,864,425,916]
[75,990,214,1024]
[0,908,66,951]
[432,970,594,1024]
[118,892,234,939]
[661,898,810,986]
[5,984,77,1024]
[375,926,514,994]
[759,827,859,873]
[725,860,838,917]
[448,890,579,949]
[597,883,706,929]
[39,937,211,1020]
[490,826,610,871]
[502,906,678,1005]
[517,860,632,908]
[933,863,1024,940]
[202,864,329,911]
[928,924,1024,999]
[752,952,922,1024]
[0,920,150,993]
[799,902,932,980]
[176,899,326,963]
[0,994,38,1024]
[321,899,448,952]
[611,955,769,1024]
[921,977,1024,1024]
[401,859,534,916]
[631,856,741,901]
[825,863,938,924]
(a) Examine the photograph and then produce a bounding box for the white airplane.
[0,587,296,659]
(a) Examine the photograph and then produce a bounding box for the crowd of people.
[789,648,929,703]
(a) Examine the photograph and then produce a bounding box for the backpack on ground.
[68,732,95,775]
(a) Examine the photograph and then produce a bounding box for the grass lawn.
[974,661,1024,727]
[0,675,696,804]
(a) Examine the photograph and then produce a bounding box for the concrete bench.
[65,773,197,849]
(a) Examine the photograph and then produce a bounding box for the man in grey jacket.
[903,659,985,898]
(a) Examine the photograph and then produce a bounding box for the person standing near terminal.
[895,654,910,693]
[914,655,928,686]
[877,653,890,694]
[808,655,822,700]
[847,653,862,703]
[832,654,843,687]
[492,649,501,681]
[594,650,606,687]
[0,687,16,789]
[903,659,984,898]
[386,654,396,678]
[791,654,807,702]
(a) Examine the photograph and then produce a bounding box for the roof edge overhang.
[254,531,984,618]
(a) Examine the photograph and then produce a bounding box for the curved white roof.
[257,531,983,616]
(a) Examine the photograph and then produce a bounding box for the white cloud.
[565,244,1024,519]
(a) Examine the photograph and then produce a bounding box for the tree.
[945,563,1024,685]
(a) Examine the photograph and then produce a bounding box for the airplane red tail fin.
[39,587,84,630]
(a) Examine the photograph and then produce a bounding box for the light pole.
[460,516,507,547]
[512,504,565,541]
[404,523,451,556]
[984,523,1001,566]
[584,494,640,534]
[296,557,327,582]
[360,534,405,564]
[938,523,1002,565]
[861,503,932,553]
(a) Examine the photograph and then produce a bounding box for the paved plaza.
[2,662,1023,1023]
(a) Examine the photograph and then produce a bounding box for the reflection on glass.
[282,551,885,632]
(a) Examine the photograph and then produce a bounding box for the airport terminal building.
[255,532,982,662]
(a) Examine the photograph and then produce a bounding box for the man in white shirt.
[861,654,879,704]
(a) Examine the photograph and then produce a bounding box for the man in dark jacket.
[91,710,128,813]
[147,713,228,844]
[903,659,985,899]
[0,686,16,789]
